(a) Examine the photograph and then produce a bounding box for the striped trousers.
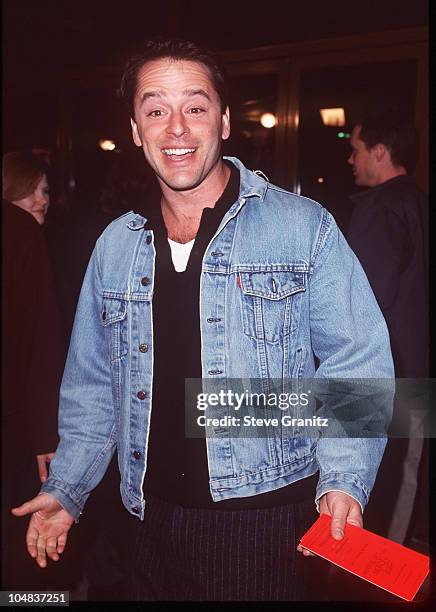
[127,495,317,601]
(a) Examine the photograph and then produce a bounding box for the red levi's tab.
[299,513,429,601]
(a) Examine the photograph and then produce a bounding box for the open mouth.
[162,147,196,158]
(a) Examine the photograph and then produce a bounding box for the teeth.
[163,148,195,156]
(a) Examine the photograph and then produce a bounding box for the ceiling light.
[99,139,116,151]
[260,113,277,128]
[320,108,345,127]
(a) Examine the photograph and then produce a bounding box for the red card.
[299,513,429,601]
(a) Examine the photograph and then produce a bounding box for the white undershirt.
[167,238,195,272]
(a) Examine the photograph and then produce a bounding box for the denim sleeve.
[40,237,116,522]
[309,210,394,512]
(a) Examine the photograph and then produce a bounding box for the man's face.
[348,125,379,187]
[130,58,230,193]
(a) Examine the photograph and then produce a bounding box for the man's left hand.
[297,491,362,556]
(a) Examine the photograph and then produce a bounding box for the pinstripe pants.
[127,495,317,601]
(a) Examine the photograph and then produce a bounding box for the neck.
[376,165,407,185]
[159,160,230,243]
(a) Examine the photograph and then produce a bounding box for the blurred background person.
[347,107,428,381]
[1,150,79,591]
[346,107,428,549]
[321,106,428,603]
[3,151,50,224]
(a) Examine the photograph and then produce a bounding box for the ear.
[374,143,388,163]
[130,118,142,147]
[221,107,230,141]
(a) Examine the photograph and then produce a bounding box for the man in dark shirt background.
[346,108,428,548]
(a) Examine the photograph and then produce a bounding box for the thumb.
[330,503,348,540]
[11,493,54,517]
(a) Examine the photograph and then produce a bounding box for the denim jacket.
[41,157,394,521]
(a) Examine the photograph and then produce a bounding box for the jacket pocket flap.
[101,297,127,325]
[238,271,305,301]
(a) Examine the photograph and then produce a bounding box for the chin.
[161,174,203,192]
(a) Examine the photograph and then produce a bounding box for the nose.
[166,111,189,137]
[347,153,354,165]
[36,192,49,210]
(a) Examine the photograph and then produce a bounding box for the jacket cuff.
[315,471,369,514]
[40,478,86,523]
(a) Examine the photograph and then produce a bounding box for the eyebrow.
[182,88,212,101]
[139,88,212,106]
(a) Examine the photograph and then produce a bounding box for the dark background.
[2,1,429,221]
[2,0,429,79]
[1,2,431,602]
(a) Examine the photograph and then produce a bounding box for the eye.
[147,109,165,117]
[188,107,205,114]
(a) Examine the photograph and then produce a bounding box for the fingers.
[34,534,62,567]
[46,536,60,562]
[299,492,363,559]
[25,518,69,565]
[318,495,329,516]
[346,503,363,529]
[320,491,362,540]
[296,543,316,557]
[36,455,48,483]
[36,534,48,568]
[57,531,68,554]
[26,524,39,560]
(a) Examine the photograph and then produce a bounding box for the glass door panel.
[297,60,418,231]
[224,71,280,185]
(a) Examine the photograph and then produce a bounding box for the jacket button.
[133,450,141,460]
[102,311,107,321]
[131,506,140,513]
[137,390,146,400]
[146,235,152,244]
[141,276,150,286]
[139,343,149,353]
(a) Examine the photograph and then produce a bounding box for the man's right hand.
[11,493,74,568]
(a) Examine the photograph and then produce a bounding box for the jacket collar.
[224,156,267,201]
[126,156,267,230]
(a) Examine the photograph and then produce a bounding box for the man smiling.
[129,56,230,244]
[13,38,393,601]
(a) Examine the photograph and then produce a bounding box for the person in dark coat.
[1,151,70,590]
[346,109,428,546]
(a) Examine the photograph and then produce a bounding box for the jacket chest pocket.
[238,271,306,343]
[100,296,128,361]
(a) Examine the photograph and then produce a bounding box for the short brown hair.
[358,107,419,174]
[120,37,229,119]
[2,150,48,202]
